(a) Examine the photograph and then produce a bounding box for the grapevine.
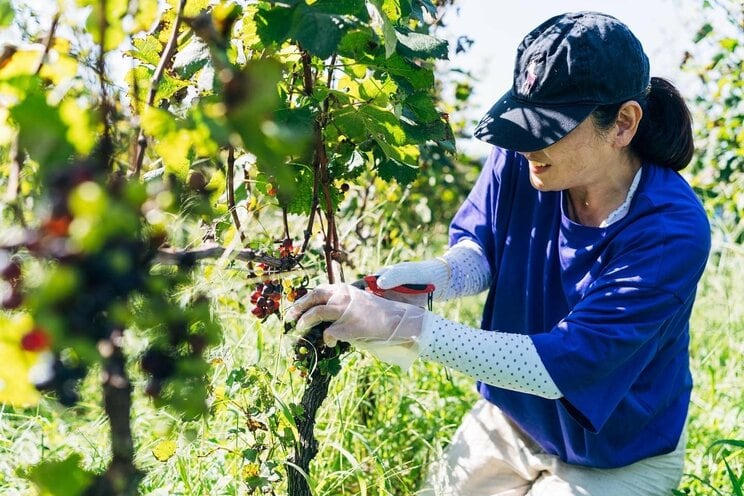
[0,0,457,493]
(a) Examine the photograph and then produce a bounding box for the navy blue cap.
[473,11,650,152]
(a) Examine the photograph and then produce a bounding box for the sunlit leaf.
[131,35,164,67]
[0,49,39,79]
[27,454,94,496]
[0,314,41,408]
[39,53,78,86]
[166,0,209,18]
[395,27,448,60]
[141,106,178,136]
[255,4,294,47]
[152,439,177,462]
[10,79,76,168]
[154,129,192,180]
[133,0,159,32]
[59,99,97,155]
[0,0,14,27]
[360,105,406,145]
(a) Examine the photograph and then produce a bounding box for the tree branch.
[132,0,187,176]
[155,245,303,271]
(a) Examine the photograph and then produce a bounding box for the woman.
[286,11,710,495]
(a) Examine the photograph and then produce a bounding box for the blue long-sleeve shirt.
[449,147,710,468]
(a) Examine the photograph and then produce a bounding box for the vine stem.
[155,244,303,271]
[132,0,187,176]
[226,145,245,242]
[85,331,144,495]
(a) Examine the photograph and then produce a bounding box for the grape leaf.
[290,9,353,59]
[374,53,434,91]
[152,440,177,462]
[377,154,418,184]
[131,35,163,67]
[404,91,440,123]
[395,28,448,60]
[255,5,295,47]
[359,105,406,145]
[26,454,94,496]
[282,164,314,215]
[10,81,76,169]
[0,314,41,408]
[0,0,14,27]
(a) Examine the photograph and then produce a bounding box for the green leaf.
[0,0,14,27]
[693,23,713,43]
[337,28,380,60]
[131,35,164,67]
[255,5,295,47]
[404,91,439,122]
[376,153,418,184]
[332,109,368,142]
[26,454,95,496]
[282,163,314,215]
[375,53,434,91]
[401,116,448,144]
[306,0,369,18]
[719,37,739,52]
[9,78,76,168]
[376,140,418,167]
[410,0,436,21]
[395,28,448,60]
[290,9,348,59]
[369,0,397,57]
[359,105,406,145]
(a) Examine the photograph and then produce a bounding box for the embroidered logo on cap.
[520,59,538,95]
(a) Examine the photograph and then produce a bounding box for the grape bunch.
[278,237,294,259]
[35,358,88,407]
[290,322,350,379]
[250,280,282,319]
[0,252,23,310]
[140,348,176,397]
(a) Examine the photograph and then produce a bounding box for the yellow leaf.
[60,99,96,155]
[242,462,260,479]
[40,54,78,85]
[134,0,159,32]
[0,314,42,408]
[151,439,177,462]
[0,49,39,80]
[153,129,192,181]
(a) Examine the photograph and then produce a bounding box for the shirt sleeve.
[437,239,492,300]
[419,313,562,399]
[531,221,711,432]
[448,147,511,274]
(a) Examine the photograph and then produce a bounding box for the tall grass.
[0,236,742,495]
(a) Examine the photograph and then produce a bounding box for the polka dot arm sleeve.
[418,313,562,399]
[436,238,492,300]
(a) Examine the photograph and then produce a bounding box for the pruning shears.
[352,275,435,311]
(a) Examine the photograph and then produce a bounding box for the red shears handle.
[363,274,435,296]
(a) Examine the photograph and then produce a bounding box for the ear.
[613,101,643,148]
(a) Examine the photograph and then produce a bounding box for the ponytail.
[591,77,694,171]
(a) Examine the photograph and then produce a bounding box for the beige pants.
[419,399,685,496]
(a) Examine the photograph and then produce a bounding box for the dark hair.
[591,77,694,171]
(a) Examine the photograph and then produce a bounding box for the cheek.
[528,172,546,190]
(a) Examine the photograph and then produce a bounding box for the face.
[520,117,613,192]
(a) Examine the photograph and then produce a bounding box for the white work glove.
[375,259,449,305]
[376,239,492,302]
[285,283,427,369]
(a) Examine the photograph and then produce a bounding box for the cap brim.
[473,90,598,152]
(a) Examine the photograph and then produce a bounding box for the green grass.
[0,237,742,495]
